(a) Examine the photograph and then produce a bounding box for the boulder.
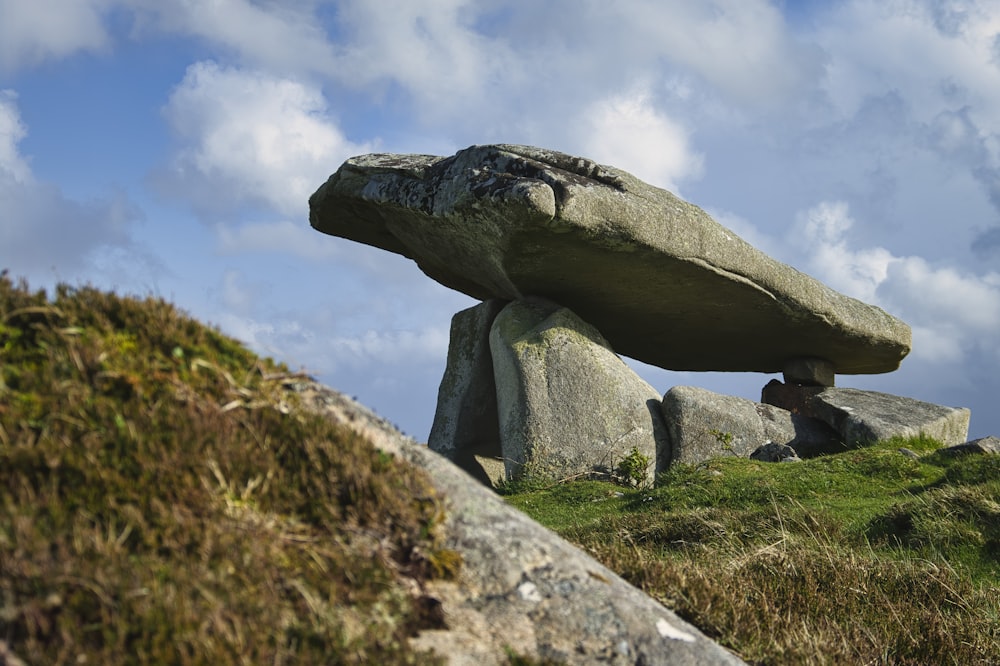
[940,436,1000,456]
[288,378,744,664]
[750,442,802,463]
[490,298,668,481]
[428,299,508,485]
[661,386,843,465]
[762,381,970,446]
[310,144,911,375]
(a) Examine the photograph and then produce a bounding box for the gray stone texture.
[762,381,971,446]
[288,379,744,664]
[783,356,836,386]
[428,299,507,485]
[750,442,802,463]
[941,436,1000,456]
[661,386,843,465]
[490,298,668,481]
[310,144,911,375]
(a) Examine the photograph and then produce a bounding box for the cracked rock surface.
[288,378,745,665]
[310,144,910,375]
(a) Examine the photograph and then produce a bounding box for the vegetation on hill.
[3,271,998,665]
[0,273,458,665]
[504,436,1000,664]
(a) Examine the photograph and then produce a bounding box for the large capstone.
[310,144,911,375]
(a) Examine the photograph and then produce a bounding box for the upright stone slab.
[661,386,842,465]
[490,298,667,481]
[428,299,508,485]
[762,381,971,446]
[310,144,911,375]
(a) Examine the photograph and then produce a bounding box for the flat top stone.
[310,144,911,374]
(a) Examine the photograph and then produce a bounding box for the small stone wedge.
[310,144,911,374]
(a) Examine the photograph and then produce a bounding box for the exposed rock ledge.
[283,378,745,665]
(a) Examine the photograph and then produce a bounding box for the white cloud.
[216,220,343,260]
[0,91,139,281]
[794,201,896,302]
[0,0,111,72]
[330,1,514,111]
[817,1,1000,129]
[159,61,373,219]
[795,200,1000,363]
[579,88,703,192]
[128,0,337,76]
[617,0,824,105]
[0,90,30,182]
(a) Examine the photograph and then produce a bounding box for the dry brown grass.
[0,274,459,664]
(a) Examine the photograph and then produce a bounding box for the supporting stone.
[762,380,970,446]
[661,386,842,465]
[783,357,835,387]
[490,298,668,482]
[428,299,508,485]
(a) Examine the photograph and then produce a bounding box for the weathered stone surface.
[762,381,971,446]
[288,379,743,664]
[490,298,668,481]
[750,442,802,463]
[428,299,507,485]
[310,144,911,374]
[783,357,835,387]
[661,386,843,464]
[941,436,1000,456]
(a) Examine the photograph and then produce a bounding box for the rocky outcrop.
[288,379,745,665]
[661,385,843,464]
[310,144,911,375]
[761,381,970,446]
[491,298,667,482]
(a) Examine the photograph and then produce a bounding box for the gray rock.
[661,386,843,465]
[490,298,668,482]
[941,436,1000,456]
[289,379,745,665]
[783,357,835,387]
[750,442,802,463]
[762,381,970,446]
[428,299,507,485]
[310,144,911,375]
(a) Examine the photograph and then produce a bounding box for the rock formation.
[428,300,506,485]
[310,144,911,375]
[309,144,975,483]
[290,379,746,665]
[662,386,842,464]
[761,381,970,447]
[490,298,667,481]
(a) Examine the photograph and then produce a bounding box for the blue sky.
[2,0,999,441]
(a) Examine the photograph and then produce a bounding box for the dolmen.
[310,144,970,485]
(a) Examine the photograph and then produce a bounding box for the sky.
[2,0,999,442]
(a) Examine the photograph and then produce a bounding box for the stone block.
[490,298,667,481]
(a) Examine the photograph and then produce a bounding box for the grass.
[0,273,459,665]
[5,271,998,665]
[504,436,1000,664]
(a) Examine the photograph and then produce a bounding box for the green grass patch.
[505,435,1000,664]
[0,274,458,665]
